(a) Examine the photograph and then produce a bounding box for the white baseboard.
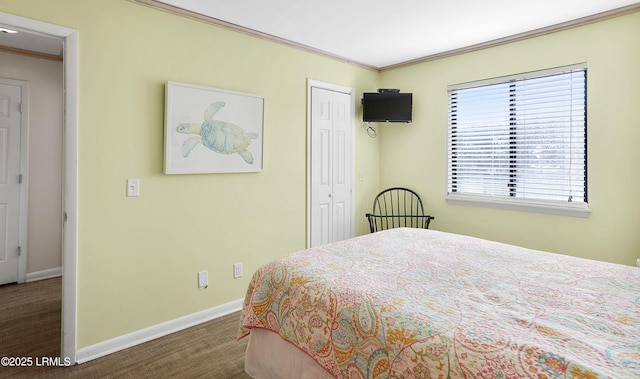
[25,267,62,282]
[75,298,244,364]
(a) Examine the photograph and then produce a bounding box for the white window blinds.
[447,64,587,207]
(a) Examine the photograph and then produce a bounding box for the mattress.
[239,228,640,378]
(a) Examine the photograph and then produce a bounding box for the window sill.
[446,194,591,218]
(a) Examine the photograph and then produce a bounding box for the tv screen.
[362,92,412,123]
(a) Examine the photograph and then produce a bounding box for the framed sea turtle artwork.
[164,81,264,174]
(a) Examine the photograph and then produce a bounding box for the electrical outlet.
[198,270,208,288]
[127,178,140,197]
[233,263,243,279]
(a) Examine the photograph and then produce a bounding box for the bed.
[239,228,640,378]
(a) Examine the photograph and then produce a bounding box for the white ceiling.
[1,1,637,67]
[156,0,639,69]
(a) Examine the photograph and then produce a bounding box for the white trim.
[62,27,79,366]
[381,4,640,71]
[75,298,244,364]
[446,193,591,218]
[306,79,356,248]
[0,11,79,365]
[25,267,62,282]
[133,0,378,71]
[17,80,28,284]
[133,1,640,72]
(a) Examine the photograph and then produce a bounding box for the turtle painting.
[176,101,259,164]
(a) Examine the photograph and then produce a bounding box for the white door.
[309,84,353,247]
[0,81,25,285]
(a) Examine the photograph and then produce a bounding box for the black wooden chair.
[366,187,434,233]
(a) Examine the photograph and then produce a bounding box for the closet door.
[309,86,353,247]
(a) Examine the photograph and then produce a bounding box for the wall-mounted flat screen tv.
[362,92,412,123]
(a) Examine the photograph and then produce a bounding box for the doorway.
[307,79,355,248]
[0,12,78,363]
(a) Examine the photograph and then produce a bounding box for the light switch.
[127,179,140,197]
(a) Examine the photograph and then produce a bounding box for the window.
[447,64,589,217]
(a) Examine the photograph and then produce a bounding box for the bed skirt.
[244,329,334,379]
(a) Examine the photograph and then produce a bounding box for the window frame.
[446,64,590,218]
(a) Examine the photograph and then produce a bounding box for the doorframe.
[18,80,28,284]
[306,79,355,248]
[0,12,79,363]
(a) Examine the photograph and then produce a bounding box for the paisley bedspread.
[239,228,640,378]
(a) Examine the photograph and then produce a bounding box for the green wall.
[0,0,380,348]
[2,0,637,354]
[379,11,640,266]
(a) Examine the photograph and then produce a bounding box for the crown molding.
[132,0,379,71]
[0,44,63,61]
[132,1,639,72]
[382,3,640,71]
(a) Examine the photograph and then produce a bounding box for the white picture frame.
[164,81,264,174]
